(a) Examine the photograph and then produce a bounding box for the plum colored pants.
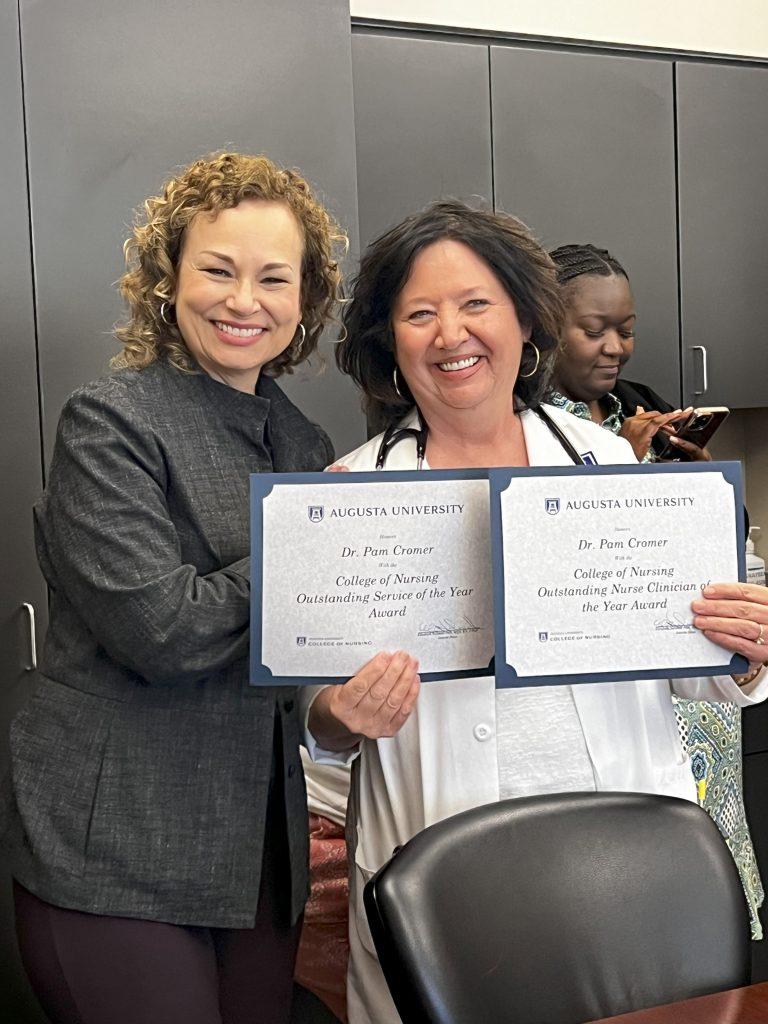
[14,778,302,1024]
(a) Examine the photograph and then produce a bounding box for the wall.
[713,412,768,563]
[710,414,766,550]
[350,1,768,58]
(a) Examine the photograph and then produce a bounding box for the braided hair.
[549,243,627,286]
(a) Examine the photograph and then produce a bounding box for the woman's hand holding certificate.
[307,650,421,752]
[692,581,768,683]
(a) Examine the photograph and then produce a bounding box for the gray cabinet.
[352,36,682,405]
[743,703,768,973]
[352,33,493,247]
[0,4,49,1020]
[20,0,364,460]
[742,749,768,977]
[677,61,768,409]
[491,46,680,401]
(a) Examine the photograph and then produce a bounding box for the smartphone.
[655,406,730,461]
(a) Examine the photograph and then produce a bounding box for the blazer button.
[284,699,295,713]
[473,723,492,741]
[288,764,296,778]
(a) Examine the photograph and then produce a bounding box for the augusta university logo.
[307,506,324,523]
[545,498,560,516]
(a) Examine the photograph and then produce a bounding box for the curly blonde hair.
[113,152,347,376]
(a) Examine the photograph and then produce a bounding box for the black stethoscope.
[375,405,583,469]
[375,409,429,469]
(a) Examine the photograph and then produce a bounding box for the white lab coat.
[303,404,767,1024]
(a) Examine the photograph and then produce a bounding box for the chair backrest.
[364,792,750,1024]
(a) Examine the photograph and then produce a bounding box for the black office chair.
[364,792,750,1024]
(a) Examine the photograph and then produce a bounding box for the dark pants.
[14,740,303,1024]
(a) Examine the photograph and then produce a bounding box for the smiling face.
[554,273,636,403]
[172,199,304,392]
[391,239,527,424]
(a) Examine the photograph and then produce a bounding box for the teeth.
[438,355,480,371]
[215,321,264,338]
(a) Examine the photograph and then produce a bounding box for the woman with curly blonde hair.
[3,152,356,1024]
[114,151,345,379]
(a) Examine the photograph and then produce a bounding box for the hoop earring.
[292,322,306,357]
[519,340,541,379]
[159,301,177,327]
[393,365,404,399]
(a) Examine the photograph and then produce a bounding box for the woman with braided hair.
[548,243,709,462]
[548,241,764,940]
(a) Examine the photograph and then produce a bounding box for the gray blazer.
[1,361,333,927]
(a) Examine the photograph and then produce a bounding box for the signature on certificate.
[418,616,483,638]
[653,612,696,633]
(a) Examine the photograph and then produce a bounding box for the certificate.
[250,470,494,684]
[490,461,748,687]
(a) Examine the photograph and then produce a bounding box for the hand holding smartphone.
[655,406,729,461]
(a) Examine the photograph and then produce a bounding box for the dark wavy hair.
[337,200,564,429]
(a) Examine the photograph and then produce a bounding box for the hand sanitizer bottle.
[747,527,766,587]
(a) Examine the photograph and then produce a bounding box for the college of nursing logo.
[545,498,560,516]
[296,636,307,646]
[307,506,324,523]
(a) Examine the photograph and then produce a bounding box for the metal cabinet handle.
[21,603,37,672]
[691,345,708,396]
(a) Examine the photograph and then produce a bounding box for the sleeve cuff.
[674,666,768,705]
[734,663,768,700]
[299,684,361,766]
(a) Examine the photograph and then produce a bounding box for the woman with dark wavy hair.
[301,200,768,1024]
[339,199,562,435]
[3,151,359,1024]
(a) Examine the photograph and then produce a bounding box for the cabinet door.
[677,62,768,409]
[743,751,768,979]
[352,33,493,247]
[0,3,49,1020]
[20,0,363,458]
[743,699,768,977]
[743,702,768,757]
[491,47,680,401]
